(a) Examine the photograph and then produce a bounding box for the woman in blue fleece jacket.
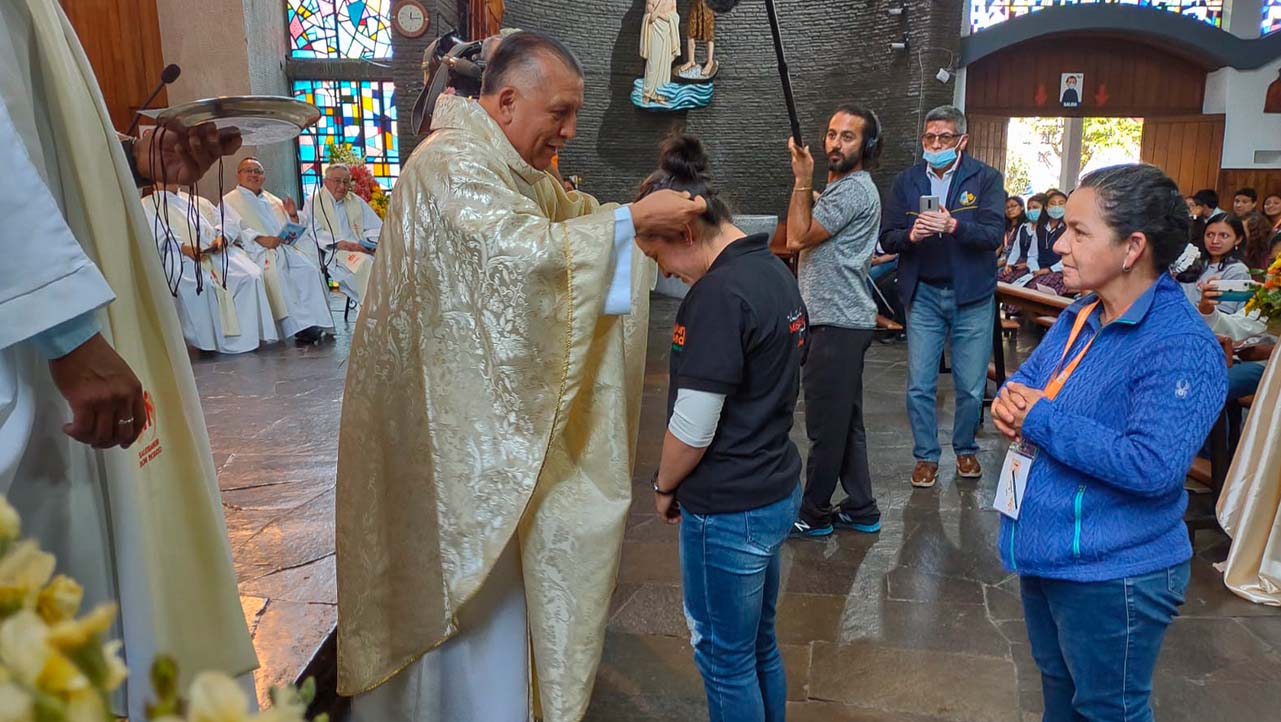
[992,164,1227,722]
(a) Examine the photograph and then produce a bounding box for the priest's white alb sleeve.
[604,207,634,316]
[0,93,114,352]
[668,388,727,448]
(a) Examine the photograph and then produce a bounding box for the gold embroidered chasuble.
[334,94,651,722]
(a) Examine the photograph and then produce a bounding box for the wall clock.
[393,1,430,39]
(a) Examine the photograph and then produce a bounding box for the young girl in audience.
[1001,195,1027,260]
[1263,192,1281,231]
[1180,215,1253,314]
[998,193,1045,284]
[1024,189,1069,295]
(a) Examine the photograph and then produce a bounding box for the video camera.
[410,31,488,136]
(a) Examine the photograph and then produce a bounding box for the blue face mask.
[1026,208,1042,222]
[923,147,957,169]
[1047,205,1066,220]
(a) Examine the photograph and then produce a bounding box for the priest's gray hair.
[480,31,583,96]
[924,105,968,135]
[325,163,351,177]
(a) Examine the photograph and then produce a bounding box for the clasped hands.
[991,382,1047,442]
[910,208,957,242]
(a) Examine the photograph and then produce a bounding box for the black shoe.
[294,327,323,345]
[789,518,834,538]
[834,512,881,534]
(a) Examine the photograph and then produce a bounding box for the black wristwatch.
[651,471,676,496]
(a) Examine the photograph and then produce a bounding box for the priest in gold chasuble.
[336,32,707,722]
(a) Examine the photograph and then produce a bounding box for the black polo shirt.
[666,233,807,515]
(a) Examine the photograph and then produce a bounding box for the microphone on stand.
[126,64,182,137]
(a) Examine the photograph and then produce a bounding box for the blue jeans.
[1020,562,1191,722]
[680,485,801,722]
[905,283,995,462]
[869,257,898,283]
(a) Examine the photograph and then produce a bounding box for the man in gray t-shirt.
[801,171,880,329]
[786,104,884,538]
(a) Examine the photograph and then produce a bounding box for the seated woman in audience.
[1263,192,1281,232]
[1024,189,1070,295]
[1001,194,1027,260]
[992,164,1226,722]
[998,193,1043,283]
[638,135,805,722]
[1197,235,1281,443]
[1180,214,1253,314]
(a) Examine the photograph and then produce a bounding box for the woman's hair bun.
[658,135,710,181]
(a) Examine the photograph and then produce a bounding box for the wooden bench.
[989,284,1073,389]
[1034,316,1057,329]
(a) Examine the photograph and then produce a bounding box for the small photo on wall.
[1061,73,1083,108]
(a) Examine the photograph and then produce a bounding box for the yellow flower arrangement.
[1245,254,1281,336]
[0,497,325,722]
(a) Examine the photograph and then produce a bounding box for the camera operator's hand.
[788,138,814,185]
[630,191,708,239]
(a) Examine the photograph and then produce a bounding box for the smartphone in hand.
[920,195,940,214]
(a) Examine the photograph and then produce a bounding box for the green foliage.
[1080,117,1143,170]
[1005,155,1033,197]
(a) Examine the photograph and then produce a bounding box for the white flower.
[0,680,33,722]
[0,542,56,610]
[0,611,49,687]
[188,671,251,722]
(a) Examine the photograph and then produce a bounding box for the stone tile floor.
[194,293,1281,719]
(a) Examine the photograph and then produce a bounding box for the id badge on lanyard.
[995,438,1035,520]
[992,300,1102,521]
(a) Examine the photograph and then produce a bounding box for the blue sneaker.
[834,512,881,534]
[789,519,834,538]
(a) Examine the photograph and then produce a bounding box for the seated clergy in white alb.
[300,163,380,304]
[142,186,278,354]
[223,157,334,343]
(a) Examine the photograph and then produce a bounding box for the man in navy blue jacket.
[879,105,1006,489]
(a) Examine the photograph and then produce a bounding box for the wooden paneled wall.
[967,35,1206,118]
[966,115,1008,176]
[1218,169,1281,200]
[59,0,166,132]
[1139,115,1224,196]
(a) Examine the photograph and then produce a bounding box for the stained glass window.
[292,80,399,196]
[1265,0,1281,35]
[970,0,1224,34]
[288,0,392,59]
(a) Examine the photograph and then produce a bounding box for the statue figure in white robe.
[300,164,380,305]
[335,31,707,722]
[640,0,680,104]
[0,0,256,717]
[142,187,278,354]
[223,157,334,344]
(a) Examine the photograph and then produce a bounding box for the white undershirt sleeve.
[668,388,727,448]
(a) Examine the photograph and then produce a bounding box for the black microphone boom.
[126,63,182,137]
[701,0,803,147]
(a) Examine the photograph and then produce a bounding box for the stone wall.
[392,1,464,161]
[476,0,965,214]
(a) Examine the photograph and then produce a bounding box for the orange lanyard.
[1043,300,1101,401]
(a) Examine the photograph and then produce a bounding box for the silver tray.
[144,96,321,145]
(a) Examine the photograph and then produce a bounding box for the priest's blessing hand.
[49,334,147,450]
[630,190,708,238]
[134,121,243,186]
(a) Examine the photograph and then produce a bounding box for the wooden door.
[967,115,1009,177]
[59,0,166,132]
[1139,115,1225,195]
